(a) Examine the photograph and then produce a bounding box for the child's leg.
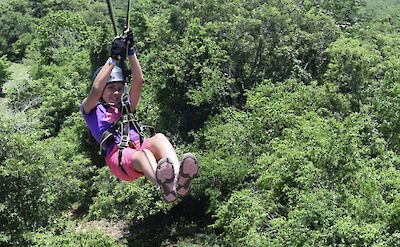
[131,148,177,202]
[131,149,158,184]
[145,133,180,175]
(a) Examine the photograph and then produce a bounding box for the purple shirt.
[80,103,140,155]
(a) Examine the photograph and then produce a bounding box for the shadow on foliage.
[125,195,213,246]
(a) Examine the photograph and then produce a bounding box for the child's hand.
[123,29,136,57]
[111,36,127,61]
[123,28,135,49]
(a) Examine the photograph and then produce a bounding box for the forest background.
[1,0,400,246]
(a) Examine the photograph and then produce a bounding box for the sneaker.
[176,153,199,197]
[155,157,176,203]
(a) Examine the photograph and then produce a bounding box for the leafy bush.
[212,189,268,246]
[2,0,400,246]
[0,114,93,245]
[254,112,400,246]
[0,55,10,92]
[87,167,168,222]
[0,0,36,60]
[29,218,126,247]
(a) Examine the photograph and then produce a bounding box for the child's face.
[102,82,124,106]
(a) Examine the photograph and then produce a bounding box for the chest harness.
[98,99,155,175]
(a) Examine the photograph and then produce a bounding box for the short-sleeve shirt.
[80,103,140,156]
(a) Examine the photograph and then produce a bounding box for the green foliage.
[29,218,126,247]
[212,189,268,245]
[0,0,36,60]
[354,20,400,151]
[253,112,399,246]
[137,0,345,139]
[0,55,10,91]
[0,114,93,245]
[363,0,400,18]
[6,11,94,136]
[30,229,126,247]
[2,0,400,246]
[29,11,93,66]
[141,14,229,138]
[87,168,168,222]
[256,114,388,243]
[29,0,88,18]
[307,0,365,26]
[7,61,91,136]
[191,107,260,213]
[194,78,400,245]
[324,36,381,111]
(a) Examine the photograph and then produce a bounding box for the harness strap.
[118,114,131,174]
[98,114,155,153]
[98,111,155,176]
[99,123,119,155]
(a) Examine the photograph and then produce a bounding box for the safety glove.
[123,29,134,48]
[111,36,127,61]
[123,28,135,56]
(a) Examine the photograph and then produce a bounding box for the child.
[80,31,199,203]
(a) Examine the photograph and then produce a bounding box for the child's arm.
[81,59,115,114]
[128,52,144,112]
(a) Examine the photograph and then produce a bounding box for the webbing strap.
[98,114,154,153]
[98,112,155,176]
[118,114,130,175]
[118,149,128,174]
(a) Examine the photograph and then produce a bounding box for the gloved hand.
[123,28,136,57]
[123,28,134,49]
[111,36,127,61]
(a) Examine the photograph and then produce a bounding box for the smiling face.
[101,81,124,106]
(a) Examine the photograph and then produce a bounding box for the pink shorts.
[105,140,149,181]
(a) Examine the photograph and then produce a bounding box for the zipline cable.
[124,0,131,31]
[106,0,118,36]
[124,0,131,60]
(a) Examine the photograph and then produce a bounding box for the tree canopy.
[1,0,399,246]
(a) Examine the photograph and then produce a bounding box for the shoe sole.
[156,158,176,203]
[176,153,199,197]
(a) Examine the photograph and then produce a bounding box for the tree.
[0,0,35,60]
[0,55,10,94]
[0,113,93,245]
[6,11,95,136]
[324,36,381,111]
